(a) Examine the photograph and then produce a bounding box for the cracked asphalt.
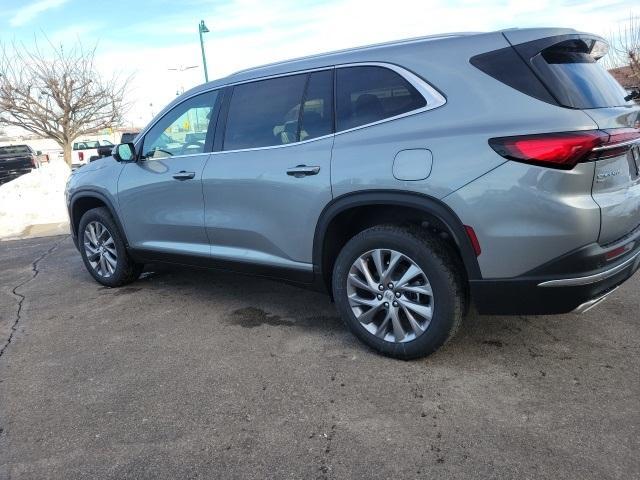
[1,235,639,479]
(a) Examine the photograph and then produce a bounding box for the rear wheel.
[332,225,465,359]
[78,207,143,287]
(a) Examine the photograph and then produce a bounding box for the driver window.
[142,90,218,160]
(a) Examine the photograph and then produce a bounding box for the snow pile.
[0,160,70,239]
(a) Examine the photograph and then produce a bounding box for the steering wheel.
[180,142,203,155]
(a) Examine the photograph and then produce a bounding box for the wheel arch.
[70,190,129,248]
[313,190,482,291]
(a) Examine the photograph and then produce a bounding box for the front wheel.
[78,207,143,287]
[332,225,466,359]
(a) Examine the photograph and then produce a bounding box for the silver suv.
[66,28,640,359]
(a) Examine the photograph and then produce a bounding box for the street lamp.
[198,20,210,82]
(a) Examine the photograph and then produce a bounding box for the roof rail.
[228,32,481,77]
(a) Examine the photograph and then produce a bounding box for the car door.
[118,90,220,260]
[202,70,334,279]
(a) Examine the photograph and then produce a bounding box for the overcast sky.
[1,0,638,126]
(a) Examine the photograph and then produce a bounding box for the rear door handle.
[173,171,195,180]
[286,165,320,177]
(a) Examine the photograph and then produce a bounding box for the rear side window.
[224,74,307,150]
[336,66,426,131]
[531,39,629,109]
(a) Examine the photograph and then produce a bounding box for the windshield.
[0,145,31,155]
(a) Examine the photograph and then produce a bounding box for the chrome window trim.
[331,62,446,138]
[211,133,334,155]
[223,66,334,88]
[137,62,446,156]
[139,151,211,161]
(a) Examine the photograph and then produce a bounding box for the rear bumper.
[471,244,640,315]
[572,287,619,314]
[0,166,32,183]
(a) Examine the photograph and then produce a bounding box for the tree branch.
[0,36,132,164]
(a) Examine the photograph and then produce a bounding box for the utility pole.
[198,20,210,82]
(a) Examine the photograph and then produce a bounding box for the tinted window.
[142,90,218,160]
[300,70,334,141]
[224,74,307,150]
[534,43,629,108]
[336,66,426,131]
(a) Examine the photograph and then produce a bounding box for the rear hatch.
[585,110,640,244]
[502,31,640,244]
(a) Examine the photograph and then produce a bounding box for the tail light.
[489,128,640,170]
[78,151,84,162]
[598,129,640,159]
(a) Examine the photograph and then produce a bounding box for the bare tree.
[0,39,130,165]
[606,14,640,83]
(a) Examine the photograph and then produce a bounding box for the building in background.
[609,66,640,101]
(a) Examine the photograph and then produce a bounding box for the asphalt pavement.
[1,235,638,479]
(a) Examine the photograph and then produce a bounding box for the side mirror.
[113,143,136,162]
[36,150,42,155]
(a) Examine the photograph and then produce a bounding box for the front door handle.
[173,171,195,180]
[286,165,320,178]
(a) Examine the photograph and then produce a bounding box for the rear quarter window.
[335,66,426,131]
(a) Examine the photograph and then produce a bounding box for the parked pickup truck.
[94,132,140,161]
[72,140,114,167]
[94,132,140,162]
[0,145,49,185]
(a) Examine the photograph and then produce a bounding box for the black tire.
[78,207,143,287]
[332,225,466,360]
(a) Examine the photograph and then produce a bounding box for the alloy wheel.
[346,248,434,343]
[83,221,118,278]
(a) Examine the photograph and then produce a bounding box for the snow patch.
[0,160,70,240]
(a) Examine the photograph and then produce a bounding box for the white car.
[72,140,114,167]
